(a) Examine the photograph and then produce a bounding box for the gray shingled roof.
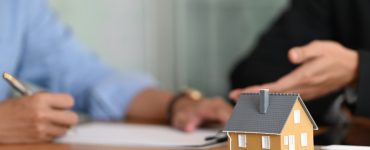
[223,93,318,134]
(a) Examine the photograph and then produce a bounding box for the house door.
[289,135,295,150]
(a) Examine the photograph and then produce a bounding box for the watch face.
[185,89,202,100]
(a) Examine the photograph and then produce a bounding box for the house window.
[238,134,247,148]
[289,135,295,150]
[294,110,300,124]
[301,133,308,147]
[262,136,270,149]
[284,136,289,145]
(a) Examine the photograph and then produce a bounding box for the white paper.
[55,122,222,148]
[321,145,370,150]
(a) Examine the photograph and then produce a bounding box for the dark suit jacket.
[230,0,370,124]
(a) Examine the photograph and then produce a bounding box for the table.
[0,116,368,150]
[0,144,326,150]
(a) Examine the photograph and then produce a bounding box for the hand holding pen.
[0,73,78,144]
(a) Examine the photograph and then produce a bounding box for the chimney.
[259,89,269,114]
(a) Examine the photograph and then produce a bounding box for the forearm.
[125,88,174,123]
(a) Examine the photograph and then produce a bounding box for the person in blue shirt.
[0,0,232,144]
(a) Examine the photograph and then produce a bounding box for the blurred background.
[49,0,288,97]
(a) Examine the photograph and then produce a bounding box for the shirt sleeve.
[356,50,370,118]
[16,0,157,120]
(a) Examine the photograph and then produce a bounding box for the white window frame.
[301,133,308,147]
[284,136,289,145]
[262,136,270,149]
[238,134,247,148]
[294,110,300,124]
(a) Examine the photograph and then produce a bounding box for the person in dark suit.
[229,0,370,144]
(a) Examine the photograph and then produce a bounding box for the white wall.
[49,0,288,96]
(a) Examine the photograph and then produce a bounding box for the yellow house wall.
[228,132,280,150]
[226,99,315,150]
[280,99,314,150]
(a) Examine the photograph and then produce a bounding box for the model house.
[223,89,318,150]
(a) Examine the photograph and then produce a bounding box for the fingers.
[172,98,232,132]
[234,79,293,97]
[196,99,232,124]
[288,41,323,64]
[30,93,78,126]
[32,93,75,109]
[172,111,200,132]
[229,89,242,100]
[49,94,74,109]
[229,87,262,100]
[231,61,314,98]
[183,118,201,132]
[46,110,79,126]
[44,123,70,137]
[265,68,306,92]
[233,79,325,101]
[28,123,69,143]
[228,69,304,100]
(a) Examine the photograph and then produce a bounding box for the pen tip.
[3,72,13,80]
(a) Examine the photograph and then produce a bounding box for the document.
[321,145,370,150]
[55,122,223,148]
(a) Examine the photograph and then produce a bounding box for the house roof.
[223,93,318,134]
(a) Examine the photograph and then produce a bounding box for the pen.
[205,131,228,143]
[2,72,33,96]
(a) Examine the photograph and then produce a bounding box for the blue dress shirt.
[0,0,156,120]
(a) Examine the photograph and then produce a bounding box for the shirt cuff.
[87,72,157,120]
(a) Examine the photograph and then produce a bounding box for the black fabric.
[357,50,370,118]
[230,0,370,123]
